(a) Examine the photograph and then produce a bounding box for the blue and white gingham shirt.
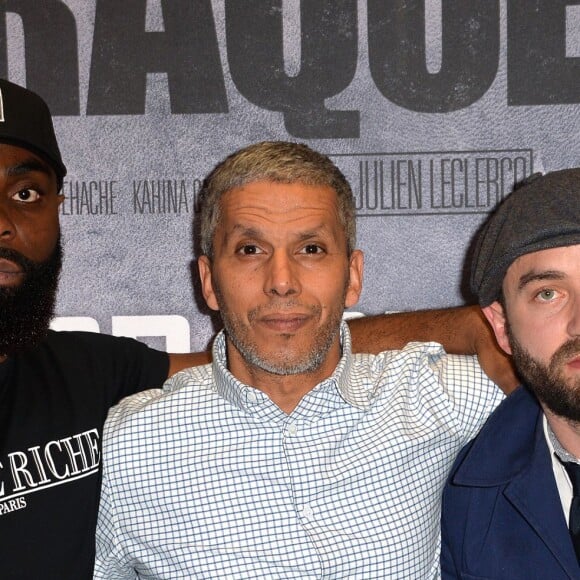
[94,323,503,579]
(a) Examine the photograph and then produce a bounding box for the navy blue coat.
[441,387,580,579]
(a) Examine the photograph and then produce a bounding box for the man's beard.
[214,284,346,377]
[507,321,580,422]
[0,238,62,357]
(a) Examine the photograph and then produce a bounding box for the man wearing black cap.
[0,78,216,579]
[441,170,580,578]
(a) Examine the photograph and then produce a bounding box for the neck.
[544,406,580,459]
[247,373,314,413]
[227,340,342,414]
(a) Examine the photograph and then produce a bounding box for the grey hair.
[198,141,356,258]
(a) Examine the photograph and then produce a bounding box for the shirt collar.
[546,416,580,464]
[210,321,370,413]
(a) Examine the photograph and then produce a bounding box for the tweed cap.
[471,169,580,306]
[0,78,66,184]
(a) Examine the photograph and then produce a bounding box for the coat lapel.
[503,412,579,578]
[454,387,580,578]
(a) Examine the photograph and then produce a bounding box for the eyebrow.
[227,224,261,239]
[296,229,330,242]
[6,158,53,179]
[518,270,566,291]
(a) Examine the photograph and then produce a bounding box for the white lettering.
[60,436,87,476]
[9,452,38,492]
[0,496,26,515]
[44,440,70,480]
[84,429,101,467]
[0,430,101,504]
[29,446,51,485]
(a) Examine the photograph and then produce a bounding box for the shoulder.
[448,386,542,480]
[104,388,166,433]
[43,329,150,351]
[461,386,540,454]
[104,363,215,439]
[40,330,168,394]
[41,329,166,369]
[353,342,503,440]
[17,330,143,369]
[354,341,487,392]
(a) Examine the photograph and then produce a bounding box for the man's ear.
[482,301,512,355]
[198,256,220,312]
[345,250,364,309]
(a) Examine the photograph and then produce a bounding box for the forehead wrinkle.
[218,184,344,249]
[224,222,333,243]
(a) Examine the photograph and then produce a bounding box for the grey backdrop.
[3,0,579,352]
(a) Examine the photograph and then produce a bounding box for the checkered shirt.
[94,323,503,579]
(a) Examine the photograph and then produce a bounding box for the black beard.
[507,321,580,422]
[0,238,62,357]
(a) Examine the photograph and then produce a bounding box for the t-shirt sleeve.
[100,335,169,404]
[51,331,170,408]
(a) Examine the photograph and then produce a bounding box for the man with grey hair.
[0,78,513,579]
[441,169,580,578]
[95,141,507,578]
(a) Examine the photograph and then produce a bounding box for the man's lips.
[0,258,25,285]
[257,313,311,333]
[567,356,580,371]
[0,258,23,273]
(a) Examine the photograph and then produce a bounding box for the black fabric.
[470,168,580,306]
[0,330,169,579]
[563,461,580,563]
[0,78,67,181]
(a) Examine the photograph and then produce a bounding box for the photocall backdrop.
[3,0,579,352]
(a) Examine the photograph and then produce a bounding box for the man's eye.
[301,244,323,254]
[12,188,41,203]
[537,289,557,301]
[238,245,261,255]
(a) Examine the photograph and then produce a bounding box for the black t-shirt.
[0,330,169,579]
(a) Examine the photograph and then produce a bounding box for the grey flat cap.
[471,169,580,306]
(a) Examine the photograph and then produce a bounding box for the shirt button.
[301,505,314,520]
[287,423,298,436]
[247,391,257,403]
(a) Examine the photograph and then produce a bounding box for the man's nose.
[264,251,300,297]
[0,204,16,242]
[568,297,580,337]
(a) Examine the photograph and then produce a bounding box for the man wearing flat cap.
[441,169,580,579]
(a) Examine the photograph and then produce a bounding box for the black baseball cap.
[0,78,67,186]
[471,169,580,306]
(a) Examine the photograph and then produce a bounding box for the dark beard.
[507,321,580,422]
[0,239,62,357]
